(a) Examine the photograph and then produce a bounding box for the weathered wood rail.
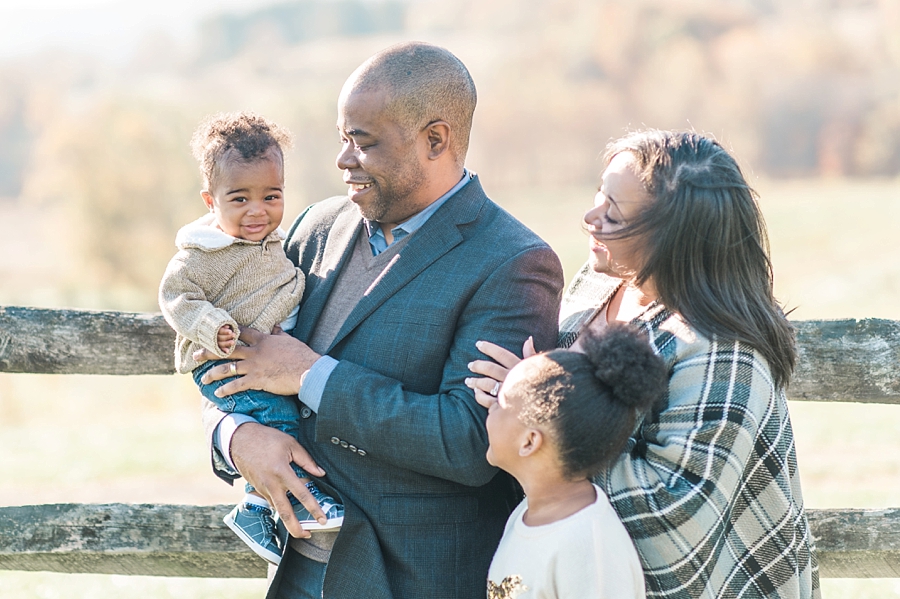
[1,306,900,578]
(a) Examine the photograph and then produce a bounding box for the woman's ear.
[519,428,544,458]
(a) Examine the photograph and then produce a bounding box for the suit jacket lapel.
[325,176,487,353]
[294,208,364,342]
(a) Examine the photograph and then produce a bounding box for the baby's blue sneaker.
[291,481,344,531]
[224,502,282,565]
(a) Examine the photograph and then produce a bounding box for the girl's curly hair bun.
[582,322,667,413]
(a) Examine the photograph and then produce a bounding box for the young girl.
[158,112,343,566]
[484,323,665,598]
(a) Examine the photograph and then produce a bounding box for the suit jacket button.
[348,445,357,452]
[331,437,340,444]
[300,407,312,419]
[340,441,349,448]
[357,449,367,457]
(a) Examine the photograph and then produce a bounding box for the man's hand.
[231,422,329,539]
[194,326,321,398]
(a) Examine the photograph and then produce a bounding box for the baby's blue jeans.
[194,358,307,492]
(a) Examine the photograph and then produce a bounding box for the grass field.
[2,177,900,597]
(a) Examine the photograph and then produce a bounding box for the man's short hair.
[351,42,476,167]
[190,111,292,190]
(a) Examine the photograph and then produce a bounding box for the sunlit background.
[1,0,899,596]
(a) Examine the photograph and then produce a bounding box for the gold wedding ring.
[229,362,237,376]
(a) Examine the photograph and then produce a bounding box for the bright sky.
[0,0,279,59]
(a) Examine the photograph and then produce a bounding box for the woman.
[469,130,820,599]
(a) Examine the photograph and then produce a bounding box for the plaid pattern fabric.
[560,264,820,599]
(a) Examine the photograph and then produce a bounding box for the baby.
[158,112,343,566]
[484,323,666,598]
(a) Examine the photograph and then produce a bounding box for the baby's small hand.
[217,325,237,352]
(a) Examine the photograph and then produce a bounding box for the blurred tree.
[854,96,900,174]
[25,100,199,301]
[4,0,900,308]
[0,70,33,200]
[195,0,407,63]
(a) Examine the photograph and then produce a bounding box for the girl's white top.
[488,484,645,599]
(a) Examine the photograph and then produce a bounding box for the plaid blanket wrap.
[560,264,820,599]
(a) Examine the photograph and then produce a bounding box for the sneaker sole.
[299,515,344,531]
[223,512,282,566]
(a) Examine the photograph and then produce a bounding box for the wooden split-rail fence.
[1,306,899,579]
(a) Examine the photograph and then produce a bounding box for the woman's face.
[584,152,653,280]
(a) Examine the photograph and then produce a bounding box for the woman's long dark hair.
[603,130,796,389]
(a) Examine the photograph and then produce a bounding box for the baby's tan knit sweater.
[158,213,305,374]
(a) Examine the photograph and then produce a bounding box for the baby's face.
[203,150,285,241]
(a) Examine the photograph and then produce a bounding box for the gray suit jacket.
[208,175,564,598]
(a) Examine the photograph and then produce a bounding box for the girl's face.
[202,149,285,242]
[583,152,653,280]
[485,362,532,472]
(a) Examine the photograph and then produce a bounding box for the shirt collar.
[365,169,472,243]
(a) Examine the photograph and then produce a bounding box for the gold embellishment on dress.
[487,575,528,599]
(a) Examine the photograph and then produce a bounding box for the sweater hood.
[175,213,286,250]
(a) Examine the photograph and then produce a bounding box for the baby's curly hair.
[190,111,293,189]
[515,323,667,479]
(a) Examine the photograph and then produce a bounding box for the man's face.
[336,86,427,225]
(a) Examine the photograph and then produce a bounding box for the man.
[198,42,564,598]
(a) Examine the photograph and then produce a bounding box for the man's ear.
[519,428,544,458]
[423,120,451,160]
[201,190,215,212]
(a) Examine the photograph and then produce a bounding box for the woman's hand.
[466,336,536,408]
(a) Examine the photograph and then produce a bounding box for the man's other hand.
[194,326,321,397]
[231,422,329,539]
